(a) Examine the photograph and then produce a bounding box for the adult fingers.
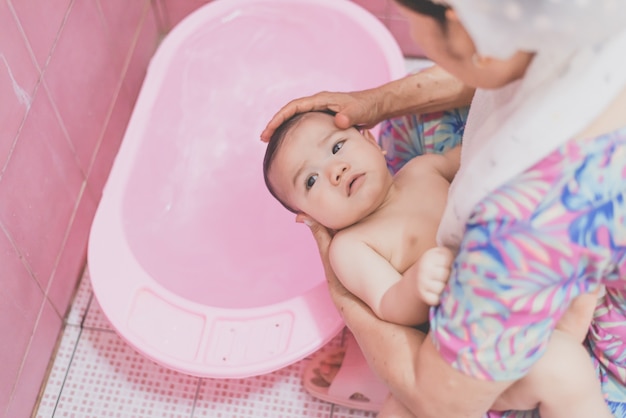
[334,91,382,130]
[260,90,379,141]
[295,215,346,296]
[297,214,332,250]
[261,92,343,141]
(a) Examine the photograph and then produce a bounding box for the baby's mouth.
[347,174,364,196]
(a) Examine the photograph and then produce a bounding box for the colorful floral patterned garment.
[429,127,626,411]
[378,107,468,174]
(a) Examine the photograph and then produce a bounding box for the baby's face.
[268,112,392,230]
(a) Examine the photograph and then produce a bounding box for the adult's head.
[395,0,626,91]
[264,111,393,231]
[394,0,534,89]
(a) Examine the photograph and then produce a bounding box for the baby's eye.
[332,141,345,154]
[306,174,318,190]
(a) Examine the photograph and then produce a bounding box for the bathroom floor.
[34,268,376,418]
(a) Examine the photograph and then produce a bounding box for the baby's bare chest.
[363,206,442,274]
[384,211,439,273]
[359,169,449,273]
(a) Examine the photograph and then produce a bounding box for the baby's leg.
[492,330,611,418]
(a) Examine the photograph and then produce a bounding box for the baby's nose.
[330,164,348,185]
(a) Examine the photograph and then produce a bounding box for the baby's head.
[263,110,393,230]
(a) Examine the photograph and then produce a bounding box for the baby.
[264,110,455,326]
[263,110,610,418]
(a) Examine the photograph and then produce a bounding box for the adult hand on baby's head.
[260,89,383,142]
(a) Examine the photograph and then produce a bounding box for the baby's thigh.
[490,381,538,413]
[489,330,601,417]
[588,286,626,396]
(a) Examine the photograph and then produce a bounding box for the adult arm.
[300,216,513,417]
[260,65,474,141]
[299,217,429,407]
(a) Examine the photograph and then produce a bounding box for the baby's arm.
[329,233,431,326]
[414,247,455,305]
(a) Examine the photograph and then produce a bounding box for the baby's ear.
[361,128,378,145]
[361,128,384,153]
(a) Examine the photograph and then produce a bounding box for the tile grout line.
[189,378,203,418]
[78,292,94,329]
[48,280,91,417]
[50,325,83,418]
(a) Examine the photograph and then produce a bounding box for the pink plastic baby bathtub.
[88,0,405,378]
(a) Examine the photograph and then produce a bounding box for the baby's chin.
[319,217,361,232]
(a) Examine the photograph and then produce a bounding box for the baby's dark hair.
[394,0,449,30]
[263,109,337,214]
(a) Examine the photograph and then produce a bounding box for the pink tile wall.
[0,0,160,416]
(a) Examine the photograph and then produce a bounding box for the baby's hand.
[416,247,454,306]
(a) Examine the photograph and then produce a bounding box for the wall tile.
[385,17,425,58]
[0,0,161,415]
[0,0,40,174]
[157,0,211,32]
[5,299,62,418]
[350,0,387,17]
[122,3,159,106]
[87,84,133,200]
[8,0,72,70]
[44,0,123,176]
[0,227,45,415]
[151,0,168,34]
[47,187,97,316]
[387,0,406,18]
[0,86,83,291]
[97,0,150,75]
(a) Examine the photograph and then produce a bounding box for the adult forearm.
[375,65,475,120]
[410,337,514,418]
[335,292,426,413]
[338,284,514,418]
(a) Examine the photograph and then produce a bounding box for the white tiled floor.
[35,270,378,418]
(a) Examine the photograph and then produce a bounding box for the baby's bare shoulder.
[331,221,393,259]
[395,154,444,180]
[396,151,459,184]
